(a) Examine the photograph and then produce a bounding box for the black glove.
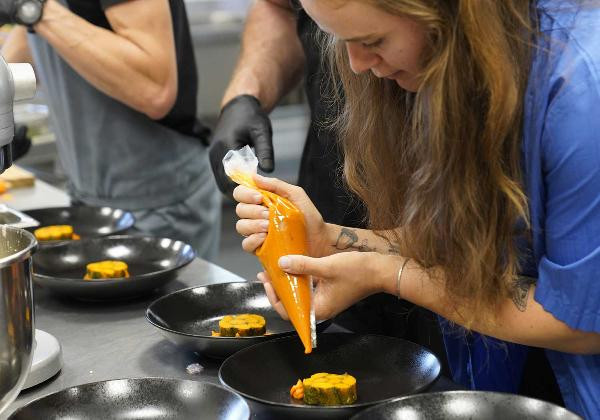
[0,0,45,28]
[209,95,274,197]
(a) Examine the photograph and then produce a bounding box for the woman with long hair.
[233,0,600,416]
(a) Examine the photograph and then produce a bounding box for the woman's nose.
[346,42,381,74]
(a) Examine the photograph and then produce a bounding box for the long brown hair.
[325,0,534,327]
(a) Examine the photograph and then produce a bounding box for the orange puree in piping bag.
[224,147,316,354]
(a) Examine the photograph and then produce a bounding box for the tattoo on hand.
[511,276,537,312]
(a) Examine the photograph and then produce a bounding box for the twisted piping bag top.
[223,146,316,353]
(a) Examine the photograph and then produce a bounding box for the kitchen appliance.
[219,333,441,420]
[0,226,37,414]
[0,56,36,173]
[146,281,330,359]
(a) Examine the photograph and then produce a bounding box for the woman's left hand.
[258,252,398,321]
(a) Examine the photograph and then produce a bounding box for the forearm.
[34,0,175,119]
[221,0,305,111]
[374,255,600,354]
[324,223,401,255]
[2,26,33,64]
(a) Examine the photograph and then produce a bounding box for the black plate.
[219,333,441,420]
[33,236,195,300]
[24,206,134,242]
[350,391,582,420]
[146,281,331,359]
[8,378,250,420]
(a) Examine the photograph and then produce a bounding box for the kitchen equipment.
[0,205,38,229]
[22,329,62,390]
[146,281,331,358]
[8,377,250,419]
[0,57,36,173]
[23,206,134,242]
[32,235,195,300]
[219,333,441,420]
[0,226,36,414]
[350,391,582,420]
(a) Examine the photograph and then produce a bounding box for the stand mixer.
[0,55,62,415]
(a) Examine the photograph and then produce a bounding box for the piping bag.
[223,146,316,353]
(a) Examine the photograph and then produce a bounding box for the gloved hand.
[209,94,274,197]
[0,0,45,27]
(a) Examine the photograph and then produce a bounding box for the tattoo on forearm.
[385,238,401,255]
[335,228,377,252]
[511,276,537,312]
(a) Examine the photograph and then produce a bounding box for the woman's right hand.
[233,174,332,257]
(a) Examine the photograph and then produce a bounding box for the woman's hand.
[258,252,399,321]
[233,174,333,257]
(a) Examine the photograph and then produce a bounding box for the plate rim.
[8,376,250,418]
[349,390,583,420]
[32,235,195,283]
[145,281,327,341]
[217,332,442,411]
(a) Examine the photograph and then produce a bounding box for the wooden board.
[0,165,36,188]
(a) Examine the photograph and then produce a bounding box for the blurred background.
[0,0,311,281]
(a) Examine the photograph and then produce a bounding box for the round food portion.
[217,314,267,337]
[84,260,130,280]
[34,225,79,241]
[301,373,357,406]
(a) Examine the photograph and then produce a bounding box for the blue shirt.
[444,1,600,418]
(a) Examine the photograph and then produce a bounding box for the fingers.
[252,174,306,202]
[235,203,269,220]
[233,185,263,205]
[242,233,266,253]
[278,254,332,278]
[252,122,274,173]
[236,218,269,237]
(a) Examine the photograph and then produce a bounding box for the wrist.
[373,254,409,297]
[221,73,264,110]
[33,0,62,32]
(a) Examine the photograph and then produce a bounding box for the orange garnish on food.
[72,233,81,240]
[229,171,314,354]
[290,379,304,400]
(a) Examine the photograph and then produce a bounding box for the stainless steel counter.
[4,259,244,418]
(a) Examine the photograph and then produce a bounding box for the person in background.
[208,0,449,371]
[1,0,220,260]
[233,0,596,414]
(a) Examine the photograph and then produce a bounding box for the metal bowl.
[219,333,441,420]
[0,227,37,414]
[146,281,330,358]
[8,378,250,419]
[350,391,582,420]
[32,236,194,300]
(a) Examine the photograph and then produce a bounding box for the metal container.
[0,226,37,414]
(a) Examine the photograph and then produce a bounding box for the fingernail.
[253,194,262,203]
[262,210,270,219]
[260,220,269,231]
[278,256,290,269]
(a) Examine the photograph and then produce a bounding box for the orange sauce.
[230,172,314,353]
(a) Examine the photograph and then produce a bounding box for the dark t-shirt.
[65,0,207,139]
